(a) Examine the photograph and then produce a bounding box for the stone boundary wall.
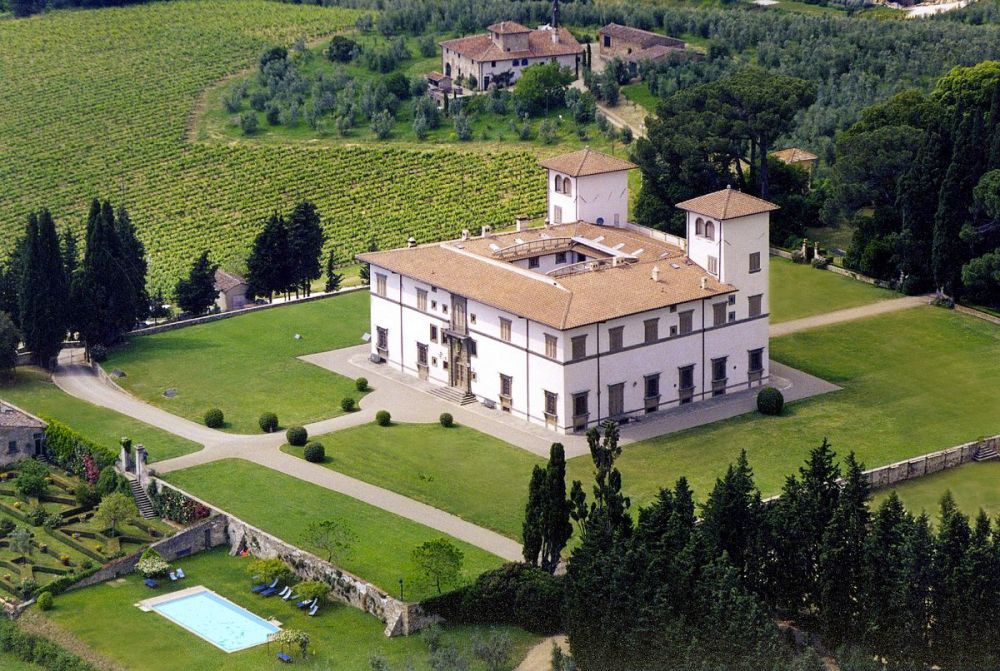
[955,303,1000,326]
[769,246,794,260]
[126,285,368,338]
[151,479,437,636]
[863,435,998,490]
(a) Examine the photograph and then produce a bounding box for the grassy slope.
[44,548,538,671]
[872,461,1000,521]
[105,292,370,433]
[769,256,898,323]
[282,422,543,540]
[0,652,43,671]
[0,368,199,462]
[568,308,1000,509]
[164,459,506,601]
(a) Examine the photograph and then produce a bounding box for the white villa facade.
[359,148,776,434]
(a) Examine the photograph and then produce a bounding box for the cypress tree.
[0,235,27,328]
[539,443,572,574]
[522,466,545,567]
[359,237,377,285]
[174,251,219,316]
[115,206,149,323]
[246,213,290,301]
[324,249,343,293]
[930,491,972,666]
[700,450,762,577]
[896,130,947,293]
[18,210,68,368]
[61,226,78,285]
[286,201,325,296]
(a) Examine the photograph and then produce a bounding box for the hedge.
[146,484,211,524]
[0,619,97,671]
[43,420,117,482]
[421,562,564,635]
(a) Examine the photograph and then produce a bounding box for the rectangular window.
[544,391,558,416]
[749,294,763,318]
[468,339,477,357]
[528,256,540,269]
[603,35,611,47]
[500,374,512,398]
[376,326,388,350]
[729,311,736,323]
[707,256,718,275]
[678,310,693,335]
[417,288,428,311]
[545,334,558,359]
[7,441,16,454]
[644,318,658,344]
[571,335,587,360]
[470,313,476,325]
[500,317,512,342]
[572,392,589,417]
[748,348,764,373]
[430,324,438,342]
[417,343,428,366]
[608,326,624,352]
[678,365,694,391]
[576,252,586,263]
[431,300,437,310]
[555,252,567,264]
[375,273,387,297]
[645,373,660,399]
[713,302,726,327]
[712,357,727,382]
[749,252,761,273]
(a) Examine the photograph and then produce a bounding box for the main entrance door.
[608,383,625,418]
[449,337,470,391]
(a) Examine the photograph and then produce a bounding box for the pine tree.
[324,249,343,293]
[0,312,21,380]
[246,213,290,301]
[286,201,325,296]
[18,210,68,368]
[700,450,762,577]
[115,206,149,323]
[174,251,219,316]
[930,491,972,666]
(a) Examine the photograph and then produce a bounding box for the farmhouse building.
[597,23,688,68]
[359,148,776,434]
[771,147,820,182]
[0,402,46,468]
[439,20,583,91]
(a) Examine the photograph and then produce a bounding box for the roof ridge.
[443,243,570,292]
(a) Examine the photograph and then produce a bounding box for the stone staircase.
[973,442,999,462]
[128,479,156,518]
[429,386,477,406]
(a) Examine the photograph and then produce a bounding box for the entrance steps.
[129,478,157,518]
[429,386,478,406]
[973,443,999,462]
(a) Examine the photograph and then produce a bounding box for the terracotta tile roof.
[440,27,582,62]
[213,269,246,293]
[538,148,637,177]
[358,222,733,330]
[598,23,685,49]
[487,21,532,34]
[676,187,779,220]
[771,147,819,164]
[0,402,46,429]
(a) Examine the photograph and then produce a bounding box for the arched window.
[564,179,572,196]
[596,217,605,225]
[695,218,704,236]
[555,175,563,193]
[705,221,715,241]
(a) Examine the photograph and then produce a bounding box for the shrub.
[0,518,14,537]
[247,557,290,584]
[259,412,279,433]
[355,377,368,392]
[757,386,784,416]
[341,397,356,412]
[811,256,830,269]
[35,591,53,611]
[96,466,127,496]
[137,547,170,578]
[14,460,49,498]
[74,483,101,509]
[375,410,391,427]
[295,580,329,601]
[26,506,47,527]
[239,111,258,135]
[286,426,308,447]
[304,442,325,463]
[439,413,454,428]
[204,408,224,428]
[89,344,108,363]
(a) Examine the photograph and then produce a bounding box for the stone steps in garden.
[128,480,156,519]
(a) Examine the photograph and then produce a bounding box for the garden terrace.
[872,461,1000,522]
[768,256,898,323]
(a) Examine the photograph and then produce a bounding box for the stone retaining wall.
[863,435,998,490]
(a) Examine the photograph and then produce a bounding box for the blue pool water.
[151,589,279,653]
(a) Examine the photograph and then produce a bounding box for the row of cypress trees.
[246,201,326,301]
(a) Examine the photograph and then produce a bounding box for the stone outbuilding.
[213,269,249,312]
[597,23,690,73]
[0,401,46,468]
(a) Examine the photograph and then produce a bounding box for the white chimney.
[461,229,470,241]
[481,224,493,236]
[700,276,708,290]
[515,216,527,232]
[651,266,660,282]
[551,29,560,44]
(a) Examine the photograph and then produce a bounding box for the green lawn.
[105,292,370,433]
[282,423,543,540]
[43,548,538,671]
[567,308,1000,509]
[0,652,43,671]
[872,461,1000,521]
[164,460,506,601]
[769,256,898,323]
[622,82,659,114]
[0,368,199,463]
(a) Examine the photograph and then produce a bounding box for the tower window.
[705,221,715,241]
[749,252,761,273]
[555,175,563,193]
[695,218,704,236]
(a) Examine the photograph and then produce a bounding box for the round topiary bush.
[439,413,454,428]
[340,397,356,412]
[757,386,784,416]
[375,410,391,427]
[355,377,368,392]
[36,591,53,611]
[259,412,279,433]
[286,426,308,447]
[303,442,325,463]
[89,344,108,363]
[204,408,224,428]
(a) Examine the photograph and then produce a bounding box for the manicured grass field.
[769,256,898,323]
[568,308,1000,509]
[0,368,199,463]
[872,461,1000,521]
[105,292,370,433]
[164,460,506,601]
[0,652,42,671]
[282,423,543,540]
[43,548,538,671]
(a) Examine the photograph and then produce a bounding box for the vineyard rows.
[0,0,546,289]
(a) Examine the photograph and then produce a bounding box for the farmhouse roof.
[357,222,733,330]
[538,148,637,177]
[213,269,246,293]
[770,147,819,164]
[487,21,532,34]
[598,23,685,49]
[439,27,582,62]
[676,187,780,220]
[0,401,46,429]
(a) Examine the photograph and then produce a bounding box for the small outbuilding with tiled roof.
[213,269,248,312]
[597,23,691,70]
[0,401,46,468]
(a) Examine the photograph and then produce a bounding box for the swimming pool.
[148,587,280,653]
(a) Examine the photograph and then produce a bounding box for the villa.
[359,148,776,434]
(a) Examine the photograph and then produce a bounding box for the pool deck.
[135,584,208,612]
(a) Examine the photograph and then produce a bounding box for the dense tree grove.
[246,201,327,301]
